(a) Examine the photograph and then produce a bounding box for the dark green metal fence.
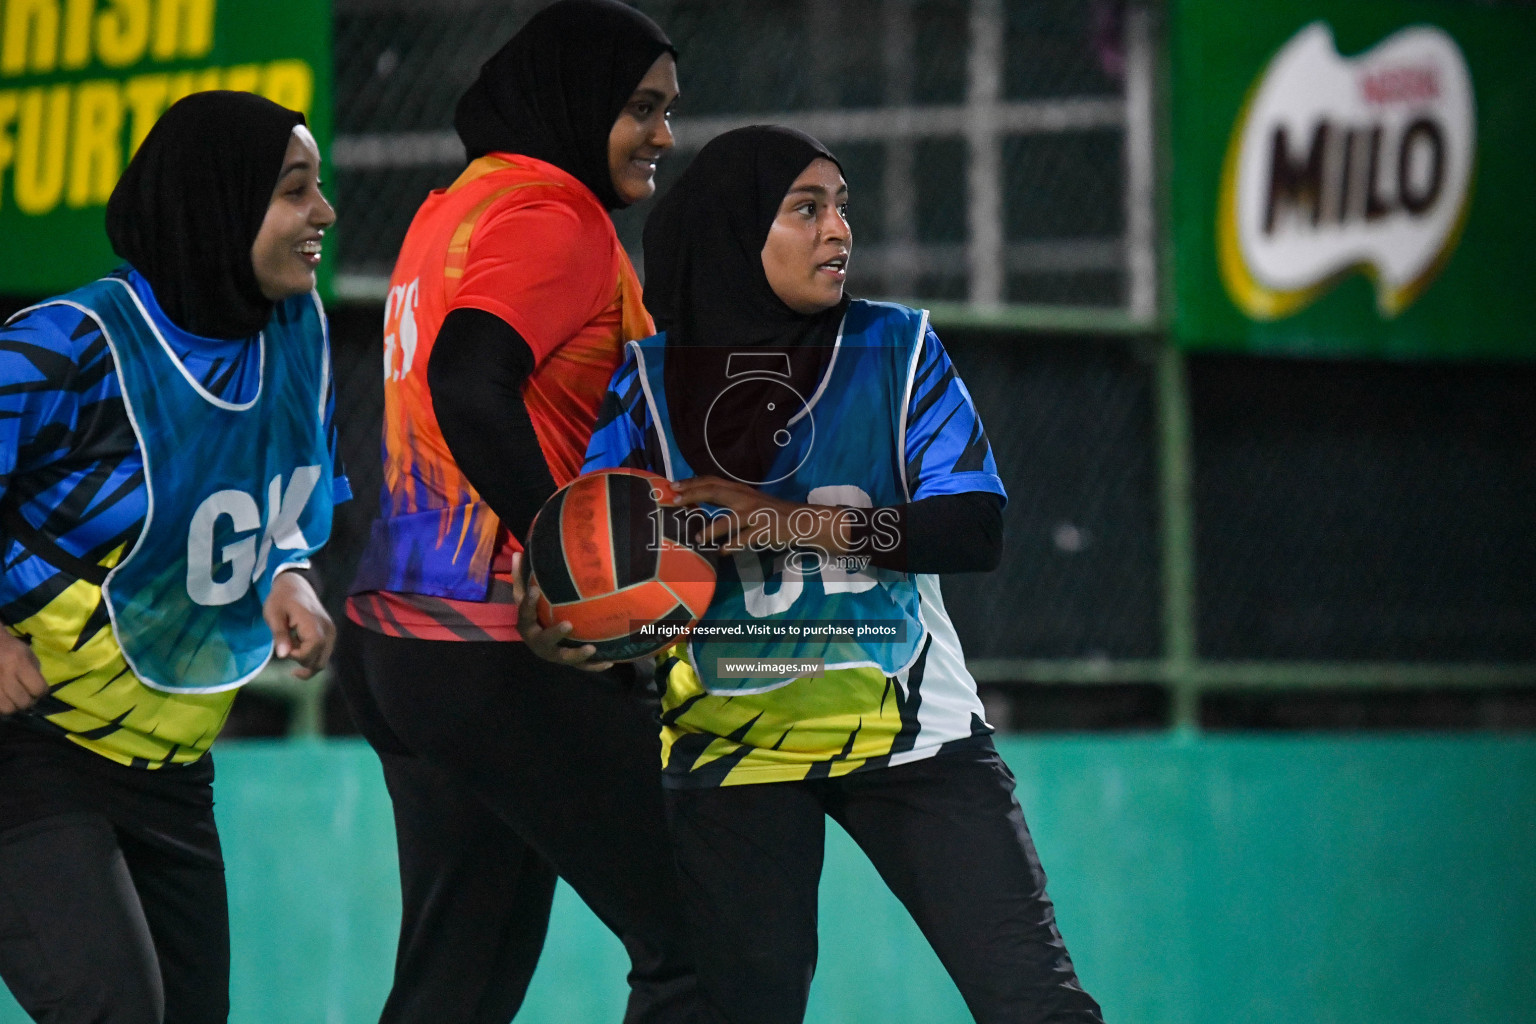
[246,0,1536,735]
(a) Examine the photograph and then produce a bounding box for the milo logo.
[1219,22,1476,319]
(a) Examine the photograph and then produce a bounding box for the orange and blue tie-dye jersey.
[348,154,652,608]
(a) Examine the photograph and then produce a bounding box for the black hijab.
[644,126,849,485]
[454,0,675,210]
[105,91,304,341]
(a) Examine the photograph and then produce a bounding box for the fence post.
[966,0,1004,308]
[1125,4,1158,325]
[1156,341,1199,731]
[881,0,918,299]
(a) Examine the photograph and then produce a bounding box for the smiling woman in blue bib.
[0,91,347,1024]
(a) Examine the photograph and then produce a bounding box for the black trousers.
[665,751,1105,1024]
[335,619,701,1024]
[0,724,229,1024]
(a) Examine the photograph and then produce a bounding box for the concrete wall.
[3,736,1533,1023]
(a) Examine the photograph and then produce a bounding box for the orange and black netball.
[525,468,716,661]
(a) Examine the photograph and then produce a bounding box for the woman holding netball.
[0,91,342,1023]
[555,126,1106,1024]
[339,1,704,1021]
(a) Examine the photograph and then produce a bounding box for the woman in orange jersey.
[336,2,702,1022]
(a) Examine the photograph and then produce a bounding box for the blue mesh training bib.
[632,300,929,694]
[39,277,333,693]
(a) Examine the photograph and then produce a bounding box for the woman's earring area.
[608,52,680,205]
[251,125,335,301]
[760,157,850,315]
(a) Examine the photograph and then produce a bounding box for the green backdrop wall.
[1167,0,1536,358]
[0,0,334,297]
[2,736,1533,1023]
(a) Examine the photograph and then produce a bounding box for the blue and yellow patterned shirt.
[0,269,348,767]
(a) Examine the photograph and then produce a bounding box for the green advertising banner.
[1168,0,1536,358]
[0,0,331,298]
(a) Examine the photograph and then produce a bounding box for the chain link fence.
[0,1,1529,736]
[284,0,1536,737]
[331,0,1149,318]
